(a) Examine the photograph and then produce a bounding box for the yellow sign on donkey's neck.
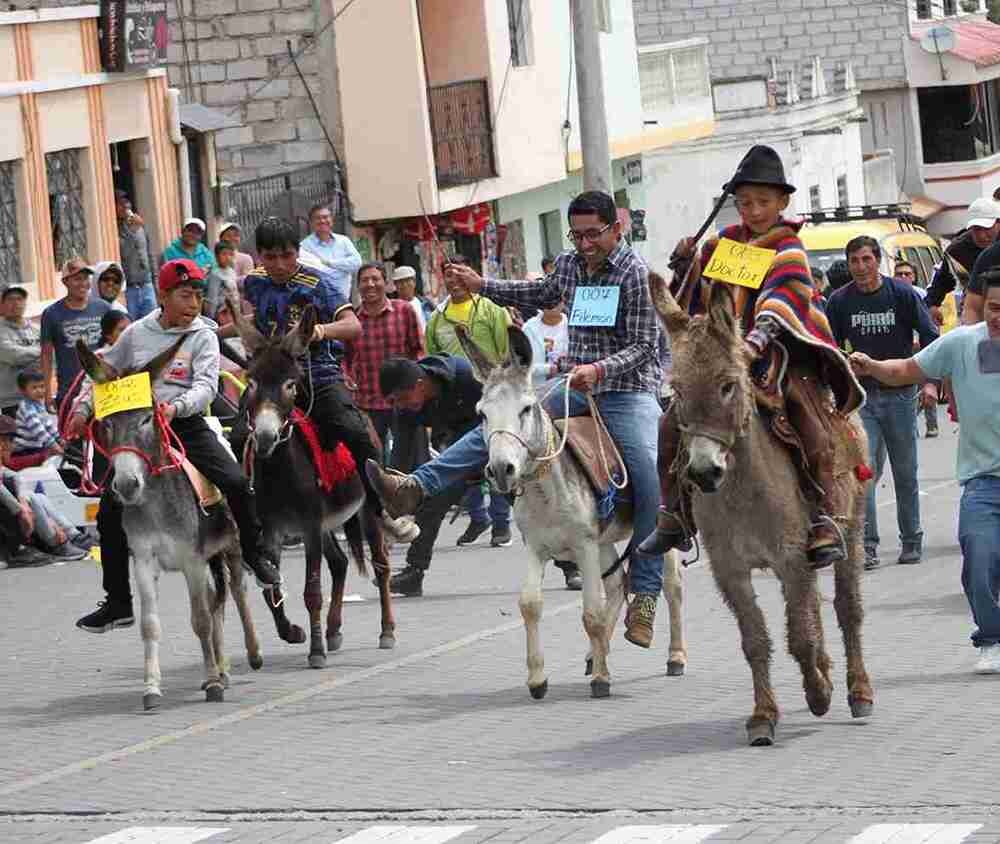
[94,372,154,420]
[702,238,775,290]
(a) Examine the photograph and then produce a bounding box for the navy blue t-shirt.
[40,298,111,400]
[826,276,939,388]
[242,263,353,385]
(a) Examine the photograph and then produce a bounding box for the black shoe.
[457,519,491,546]
[389,565,424,597]
[925,426,939,439]
[490,524,513,547]
[864,547,880,571]
[77,600,135,633]
[563,568,582,590]
[242,551,283,588]
[8,545,56,568]
[637,527,692,556]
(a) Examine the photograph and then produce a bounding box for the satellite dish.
[920,25,956,55]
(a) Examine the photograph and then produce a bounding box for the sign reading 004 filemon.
[702,238,776,290]
[94,372,154,419]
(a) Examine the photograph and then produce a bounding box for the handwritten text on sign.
[94,372,154,419]
[702,238,776,290]
[569,286,620,327]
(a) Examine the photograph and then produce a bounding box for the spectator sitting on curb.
[13,371,62,458]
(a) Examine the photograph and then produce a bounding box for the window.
[809,185,821,212]
[916,0,931,18]
[597,0,612,33]
[0,161,22,286]
[943,0,957,14]
[837,174,849,208]
[506,0,532,67]
[638,41,710,116]
[45,149,87,269]
[539,209,563,259]
[919,80,1000,163]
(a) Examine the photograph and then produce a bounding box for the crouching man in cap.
[640,145,865,568]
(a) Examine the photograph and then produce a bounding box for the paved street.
[2,422,998,843]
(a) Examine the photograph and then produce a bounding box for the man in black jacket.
[379,354,581,596]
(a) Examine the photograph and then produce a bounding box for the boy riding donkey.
[639,146,865,567]
[368,190,670,648]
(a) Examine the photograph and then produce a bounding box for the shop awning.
[909,194,945,221]
[911,20,1000,69]
[179,102,240,133]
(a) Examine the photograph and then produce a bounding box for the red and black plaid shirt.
[345,299,424,410]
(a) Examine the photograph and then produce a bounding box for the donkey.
[456,325,685,699]
[227,299,396,666]
[77,340,262,711]
[649,276,874,746]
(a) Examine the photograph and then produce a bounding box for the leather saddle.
[179,457,224,511]
[552,415,631,502]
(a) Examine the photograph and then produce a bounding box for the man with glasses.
[366,191,667,648]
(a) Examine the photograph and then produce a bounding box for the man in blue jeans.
[367,191,666,648]
[850,266,1000,672]
[826,235,938,570]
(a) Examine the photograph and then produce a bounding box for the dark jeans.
[100,415,261,608]
[959,476,1000,648]
[406,483,470,570]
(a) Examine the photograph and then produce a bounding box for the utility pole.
[570,0,613,194]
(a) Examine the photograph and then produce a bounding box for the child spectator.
[13,370,61,457]
[99,310,131,352]
[205,241,238,320]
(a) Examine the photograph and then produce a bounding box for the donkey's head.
[457,324,546,494]
[77,336,187,506]
[650,273,754,493]
[228,292,316,458]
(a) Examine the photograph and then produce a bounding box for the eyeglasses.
[567,223,612,243]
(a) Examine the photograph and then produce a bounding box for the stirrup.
[807,514,847,569]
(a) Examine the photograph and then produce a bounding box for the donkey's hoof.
[308,652,327,669]
[590,679,611,699]
[283,624,306,645]
[142,692,162,712]
[584,656,593,676]
[849,696,873,718]
[528,680,549,700]
[379,634,396,650]
[248,652,264,671]
[205,682,225,703]
[327,631,344,652]
[666,660,686,677]
[747,721,775,747]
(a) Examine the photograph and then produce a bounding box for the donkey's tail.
[343,514,368,576]
[208,554,228,613]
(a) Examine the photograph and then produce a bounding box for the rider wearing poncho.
[640,145,864,568]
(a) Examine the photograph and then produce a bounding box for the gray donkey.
[649,276,873,746]
[78,340,262,711]
[456,326,685,699]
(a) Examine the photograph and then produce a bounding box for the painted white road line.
[344,593,364,602]
[591,825,728,843]
[334,826,478,843]
[82,828,230,844]
[849,824,983,844]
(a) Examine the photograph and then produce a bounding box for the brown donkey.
[650,275,873,746]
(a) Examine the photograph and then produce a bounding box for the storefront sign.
[100,0,168,72]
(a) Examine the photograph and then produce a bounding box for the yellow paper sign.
[94,372,153,419]
[702,238,776,290]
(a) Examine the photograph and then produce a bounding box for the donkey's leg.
[304,529,326,669]
[323,531,348,653]
[662,549,687,676]
[226,549,262,671]
[186,563,224,702]
[135,555,163,711]
[364,508,396,649]
[577,543,611,698]
[585,543,626,679]
[521,548,548,699]
[207,556,230,688]
[262,536,305,644]
[835,499,874,717]
[782,567,832,718]
[712,566,779,746]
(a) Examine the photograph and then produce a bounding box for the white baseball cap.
[182,217,206,232]
[392,266,416,282]
[966,197,1000,229]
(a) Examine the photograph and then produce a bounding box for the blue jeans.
[464,483,511,528]
[860,384,922,551]
[126,283,157,320]
[412,385,665,594]
[959,476,1000,648]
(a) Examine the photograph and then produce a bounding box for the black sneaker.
[388,565,424,597]
[49,542,88,561]
[8,546,55,568]
[563,569,582,590]
[77,600,135,633]
[490,524,513,547]
[864,547,880,571]
[457,520,491,546]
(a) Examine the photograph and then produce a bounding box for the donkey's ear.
[507,325,533,370]
[707,280,737,335]
[140,335,187,382]
[455,323,495,382]
[649,271,690,336]
[225,291,268,357]
[282,304,318,359]
[77,340,119,384]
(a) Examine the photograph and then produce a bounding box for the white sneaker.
[381,513,420,544]
[974,643,1000,674]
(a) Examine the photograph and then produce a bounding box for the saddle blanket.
[290,409,357,493]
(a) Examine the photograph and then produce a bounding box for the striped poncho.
[685,220,864,414]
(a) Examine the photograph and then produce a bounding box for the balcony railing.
[429,79,497,188]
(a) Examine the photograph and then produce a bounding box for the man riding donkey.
[639,145,865,567]
[69,259,284,633]
[368,190,670,648]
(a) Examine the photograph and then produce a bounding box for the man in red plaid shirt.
[344,263,424,450]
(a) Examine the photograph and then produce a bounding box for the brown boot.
[785,370,847,570]
[638,408,693,556]
[624,592,658,648]
[364,459,425,518]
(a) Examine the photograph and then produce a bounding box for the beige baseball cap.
[60,257,93,280]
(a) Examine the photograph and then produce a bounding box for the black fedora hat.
[723,145,796,194]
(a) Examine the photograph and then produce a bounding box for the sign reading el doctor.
[100,0,168,72]
[702,238,776,290]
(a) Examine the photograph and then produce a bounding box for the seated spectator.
[0,285,41,418]
[205,241,239,320]
[13,371,61,458]
[91,262,128,312]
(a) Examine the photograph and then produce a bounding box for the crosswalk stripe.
[333,826,478,843]
[848,824,983,844]
[82,829,230,844]
[591,825,728,843]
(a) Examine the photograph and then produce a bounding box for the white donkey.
[456,326,685,699]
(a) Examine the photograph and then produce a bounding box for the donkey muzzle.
[686,435,729,493]
[485,459,518,495]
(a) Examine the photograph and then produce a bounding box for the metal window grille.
[916,0,931,18]
[639,43,710,114]
[430,80,497,187]
[943,0,957,14]
[45,149,87,268]
[0,161,22,286]
[810,185,822,212]
[837,175,849,208]
[507,0,530,67]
